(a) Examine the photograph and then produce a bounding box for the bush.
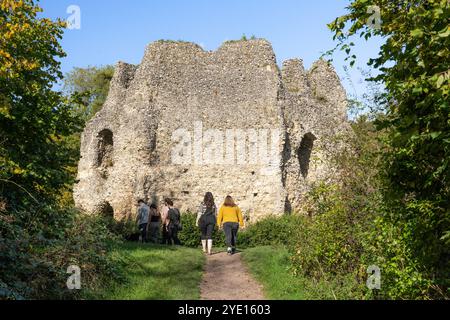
[178,212,225,248]
[287,183,373,299]
[0,206,126,300]
[367,200,447,299]
[178,212,301,249]
[286,116,448,299]
[238,215,301,248]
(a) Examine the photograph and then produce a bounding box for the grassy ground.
[90,243,205,300]
[241,246,361,300]
[241,246,308,299]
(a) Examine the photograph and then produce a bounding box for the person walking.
[148,203,161,244]
[196,192,217,255]
[217,196,244,255]
[136,199,150,243]
[166,198,182,245]
[160,199,170,244]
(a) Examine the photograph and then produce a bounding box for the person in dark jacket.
[136,199,150,243]
[165,198,181,245]
[196,192,217,255]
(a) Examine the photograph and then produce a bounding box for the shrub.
[286,116,448,299]
[238,215,301,248]
[178,212,225,248]
[0,207,126,300]
[287,183,374,299]
[179,212,301,249]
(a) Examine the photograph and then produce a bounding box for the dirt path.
[200,251,265,300]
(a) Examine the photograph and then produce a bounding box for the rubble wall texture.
[73,39,350,221]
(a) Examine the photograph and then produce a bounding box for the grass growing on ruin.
[90,243,205,300]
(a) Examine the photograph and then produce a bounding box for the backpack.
[168,208,182,231]
[199,205,216,226]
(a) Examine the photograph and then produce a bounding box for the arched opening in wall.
[96,129,114,168]
[98,201,114,218]
[298,133,317,179]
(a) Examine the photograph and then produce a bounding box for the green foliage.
[327,0,449,299]
[243,246,363,300]
[0,0,82,207]
[0,1,124,300]
[287,114,447,299]
[64,65,114,121]
[287,185,373,300]
[238,215,301,248]
[0,207,125,300]
[178,212,300,249]
[178,212,225,248]
[240,34,257,41]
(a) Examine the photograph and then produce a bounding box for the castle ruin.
[74,39,351,221]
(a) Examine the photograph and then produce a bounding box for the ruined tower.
[74,39,350,221]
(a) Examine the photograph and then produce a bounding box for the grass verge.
[241,246,308,299]
[242,246,361,300]
[89,243,205,300]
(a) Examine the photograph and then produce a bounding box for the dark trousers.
[161,225,170,244]
[167,225,181,245]
[223,222,239,247]
[148,222,160,243]
[139,223,148,243]
[200,223,215,240]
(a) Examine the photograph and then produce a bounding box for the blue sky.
[40,0,384,98]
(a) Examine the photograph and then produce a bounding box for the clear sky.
[39,0,384,98]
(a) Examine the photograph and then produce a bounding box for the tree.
[0,0,82,208]
[55,65,114,206]
[64,65,114,121]
[329,0,449,298]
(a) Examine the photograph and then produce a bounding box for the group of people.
[136,198,181,245]
[135,193,244,255]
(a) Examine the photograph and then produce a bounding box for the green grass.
[242,246,362,300]
[241,246,308,300]
[90,243,205,300]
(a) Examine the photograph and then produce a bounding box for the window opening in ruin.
[96,129,114,168]
[99,201,114,218]
[298,133,317,179]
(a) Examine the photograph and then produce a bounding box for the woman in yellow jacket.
[217,196,244,255]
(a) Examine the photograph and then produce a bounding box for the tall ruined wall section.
[280,59,351,212]
[74,39,350,221]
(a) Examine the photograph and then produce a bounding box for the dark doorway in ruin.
[98,201,114,218]
[96,129,114,168]
[298,133,317,179]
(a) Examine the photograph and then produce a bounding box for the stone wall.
[73,39,350,221]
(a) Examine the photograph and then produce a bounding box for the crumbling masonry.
[74,39,351,221]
